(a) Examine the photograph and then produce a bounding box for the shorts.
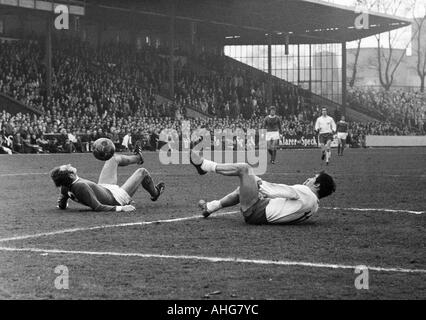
[319,133,334,144]
[266,131,280,141]
[337,132,348,140]
[242,198,270,225]
[99,184,132,206]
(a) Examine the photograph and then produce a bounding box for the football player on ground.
[314,107,337,166]
[50,150,165,212]
[190,151,335,225]
[336,115,348,156]
[263,106,282,164]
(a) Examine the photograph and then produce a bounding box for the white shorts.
[266,131,280,141]
[100,184,132,206]
[337,132,348,140]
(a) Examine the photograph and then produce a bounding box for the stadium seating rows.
[1,37,425,154]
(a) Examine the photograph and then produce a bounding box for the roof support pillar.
[169,1,176,99]
[341,41,347,117]
[45,15,52,98]
[267,34,272,107]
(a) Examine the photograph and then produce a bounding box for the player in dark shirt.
[263,106,282,164]
[336,116,349,156]
[50,153,165,212]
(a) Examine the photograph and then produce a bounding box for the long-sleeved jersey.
[263,115,282,132]
[315,115,336,134]
[57,178,119,211]
[336,121,348,133]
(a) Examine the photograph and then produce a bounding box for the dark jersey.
[336,121,348,133]
[263,115,282,132]
[58,178,119,211]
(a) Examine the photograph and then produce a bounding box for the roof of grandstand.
[85,0,412,45]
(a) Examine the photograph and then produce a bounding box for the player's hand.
[120,205,136,212]
[57,195,68,210]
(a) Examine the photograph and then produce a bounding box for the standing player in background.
[315,107,336,166]
[263,106,282,164]
[336,116,348,156]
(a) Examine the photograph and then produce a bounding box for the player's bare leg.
[325,140,332,165]
[269,139,278,164]
[190,151,259,212]
[199,187,240,218]
[339,138,346,155]
[267,140,274,163]
[121,168,165,201]
[319,143,326,161]
[98,154,143,185]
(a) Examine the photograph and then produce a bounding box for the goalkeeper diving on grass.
[50,151,165,212]
[190,151,336,225]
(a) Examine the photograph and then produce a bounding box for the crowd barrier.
[366,135,426,147]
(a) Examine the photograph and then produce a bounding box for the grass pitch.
[0,148,425,299]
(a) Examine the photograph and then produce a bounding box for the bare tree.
[413,8,426,92]
[349,38,362,88]
[375,0,417,91]
[348,0,379,87]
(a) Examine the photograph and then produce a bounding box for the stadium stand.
[1,36,425,155]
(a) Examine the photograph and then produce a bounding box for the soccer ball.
[93,138,115,161]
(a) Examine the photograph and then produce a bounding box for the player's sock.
[326,150,331,163]
[190,150,207,175]
[141,174,158,198]
[273,150,277,162]
[321,150,325,160]
[207,200,222,213]
[200,159,217,173]
[337,145,341,155]
[151,182,165,201]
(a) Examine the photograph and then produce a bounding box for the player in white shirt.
[190,151,336,225]
[315,107,337,165]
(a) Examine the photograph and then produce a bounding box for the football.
[93,138,115,161]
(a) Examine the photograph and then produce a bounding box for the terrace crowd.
[0,37,425,155]
[347,87,426,132]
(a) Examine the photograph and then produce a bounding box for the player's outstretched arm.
[57,187,69,210]
[258,181,300,200]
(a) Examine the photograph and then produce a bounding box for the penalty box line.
[0,211,240,243]
[0,246,425,274]
[322,207,424,215]
[0,206,422,244]
[1,172,425,178]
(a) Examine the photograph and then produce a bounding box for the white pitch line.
[323,207,424,215]
[0,206,422,243]
[0,211,239,243]
[1,171,425,178]
[0,172,48,177]
[0,246,424,274]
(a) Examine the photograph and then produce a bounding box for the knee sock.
[142,174,158,197]
[326,150,331,162]
[207,200,222,213]
[201,159,217,173]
